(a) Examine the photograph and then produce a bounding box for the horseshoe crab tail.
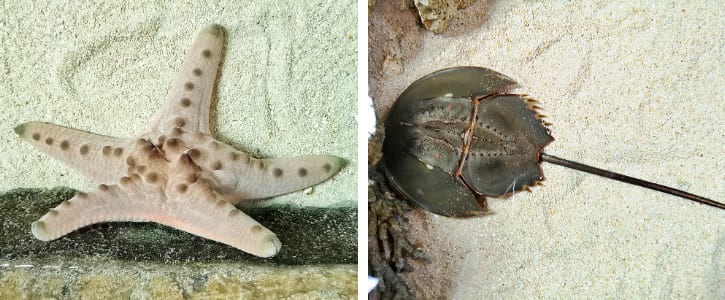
[540,153,725,210]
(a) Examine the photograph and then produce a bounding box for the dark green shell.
[383,67,553,217]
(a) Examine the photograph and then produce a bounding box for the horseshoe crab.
[382,67,725,217]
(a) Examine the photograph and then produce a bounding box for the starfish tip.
[255,234,282,258]
[13,123,27,137]
[31,220,52,241]
[204,24,225,37]
[326,156,347,175]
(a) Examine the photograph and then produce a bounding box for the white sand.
[370,1,724,298]
[0,1,357,208]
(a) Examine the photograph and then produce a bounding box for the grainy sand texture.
[369,1,724,298]
[0,1,357,208]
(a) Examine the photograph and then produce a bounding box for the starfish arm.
[31,178,161,242]
[240,155,345,200]
[183,140,345,201]
[144,24,224,139]
[14,121,133,185]
[207,154,344,202]
[161,180,282,257]
[32,170,281,257]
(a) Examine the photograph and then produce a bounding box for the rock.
[414,0,457,34]
[413,0,478,33]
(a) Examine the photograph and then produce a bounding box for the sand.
[369,1,724,298]
[0,1,357,208]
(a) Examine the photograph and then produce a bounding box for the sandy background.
[0,1,357,208]
[369,1,724,298]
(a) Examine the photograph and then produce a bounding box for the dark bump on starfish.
[180,97,191,107]
[126,156,136,166]
[186,173,198,183]
[211,161,222,170]
[148,148,161,159]
[188,148,202,160]
[98,184,109,192]
[175,117,186,128]
[48,208,58,217]
[215,200,226,208]
[131,173,142,181]
[172,127,185,136]
[178,153,193,165]
[165,138,179,148]
[49,209,59,216]
[228,209,241,217]
[79,145,89,155]
[157,135,167,145]
[136,138,147,146]
[209,141,220,150]
[32,133,41,141]
[298,168,308,177]
[228,152,239,161]
[120,176,132,186]
[61,200,71,207]
[202,49,211,58]
[102,146,112,156]
[113,147,124,157]
[45,137,53,145]
[257,160,265,170]
[251,225,262,233]
[193,68,202,76]
[272,168,283,178]
[323,163,332,173]
[184,82,194,91]
[137,165,147,174]
[176,184,188,193]
[60,140,69,150]
[141,143,154,153]
[145,172,160,184]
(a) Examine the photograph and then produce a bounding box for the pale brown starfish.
[13,25,343,258]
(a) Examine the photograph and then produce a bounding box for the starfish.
[13,25,344,258]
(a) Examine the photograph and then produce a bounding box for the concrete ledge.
[0,260,355,299]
